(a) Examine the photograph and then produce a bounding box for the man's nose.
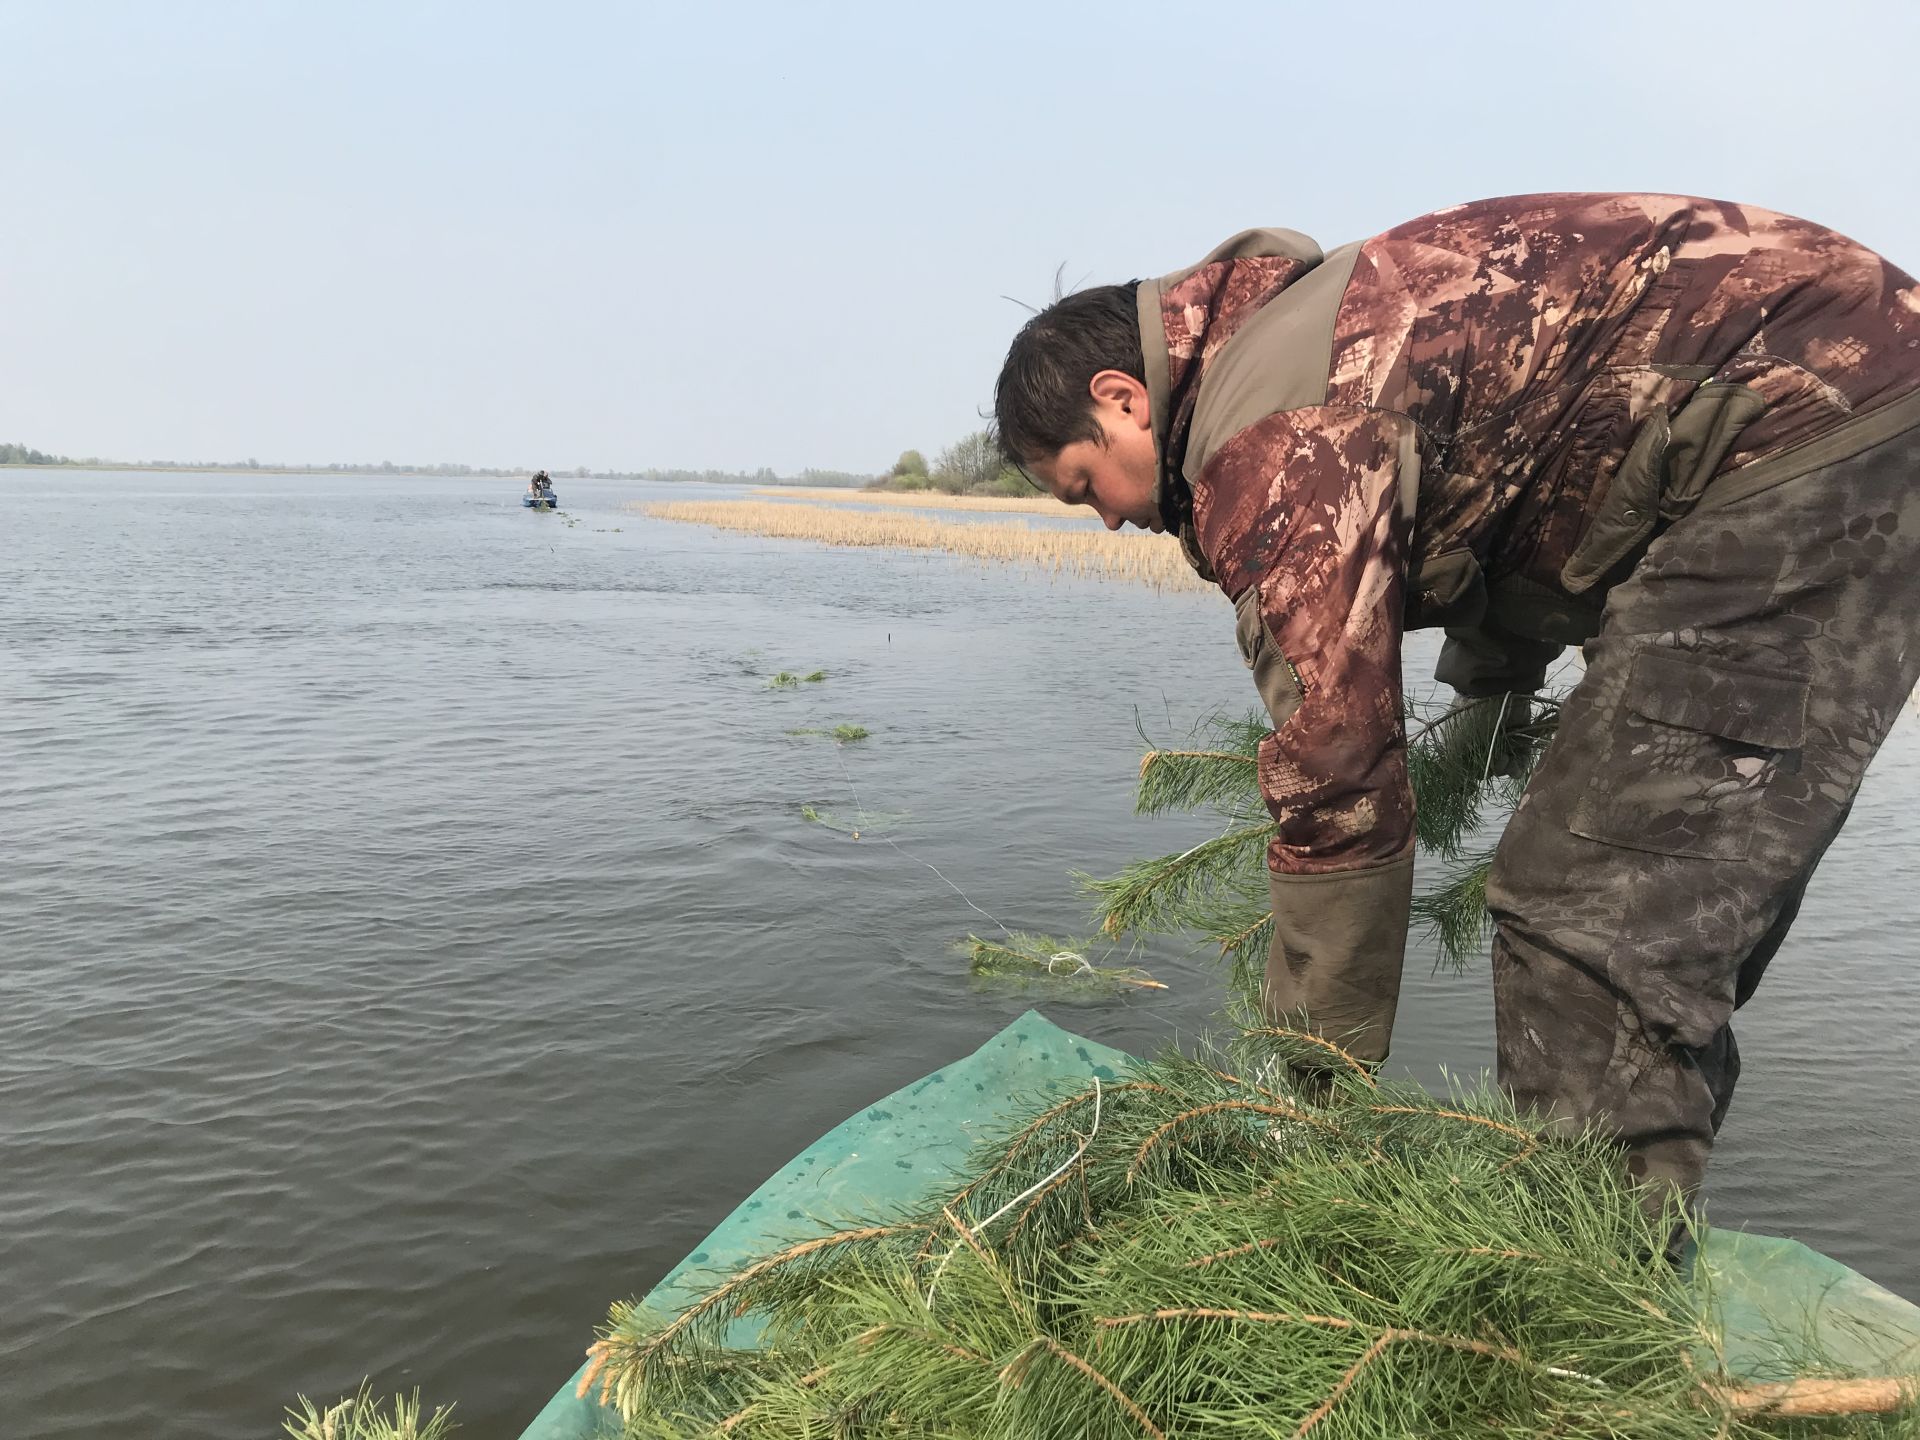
[1102,510,1123,531]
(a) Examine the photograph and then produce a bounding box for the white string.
[1543,1364,1606,1388]
[925,1076,1103,1310]
[1480,690,1515,784]
[829,740,1012,934]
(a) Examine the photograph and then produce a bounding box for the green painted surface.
[516,1012,1919,1438]
[1705,1229,1920,1380]
[515,1011,1127,1439]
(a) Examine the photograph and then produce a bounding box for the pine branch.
[1407,695,1547,860]
[1130,710,1267,815]
[1204,893,1275,1002]
[1410,848,1496,973]
[1080,824,1275,940]
[1135,751,1263,821]
[1027,690,1566,998]
[282,1384,456,1440]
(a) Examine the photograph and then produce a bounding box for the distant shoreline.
[0,463,870,485]
[641,497,1209,593]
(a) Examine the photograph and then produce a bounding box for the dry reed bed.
[638,499,1212,593]
[750,486,1073,515]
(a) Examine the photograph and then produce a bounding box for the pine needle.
[1081,825,1276,942]
[282,1383,456,1440]
[1410,848,1496,973]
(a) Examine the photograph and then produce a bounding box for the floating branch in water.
[964,932,1168,993]
[789,724,870,743]
[766,668,829,689]
[801,803,908,838]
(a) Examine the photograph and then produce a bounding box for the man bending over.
[994,192,1920,1217]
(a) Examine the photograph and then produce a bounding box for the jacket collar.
[1139,228,1325,533]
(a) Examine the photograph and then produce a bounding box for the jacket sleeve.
[1198,406,1419,1055]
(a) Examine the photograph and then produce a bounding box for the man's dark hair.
[993,282,1143,467]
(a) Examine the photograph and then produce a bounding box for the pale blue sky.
[4,1,1918,473]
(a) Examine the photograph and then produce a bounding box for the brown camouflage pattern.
[1168,192,1920,878]
[1486,424,1920,1211]
[1194,408,1415,873]
[1327,193,1920,588]
[1160,254,1315,506]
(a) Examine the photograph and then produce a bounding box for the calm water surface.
[3,470,1915,1438]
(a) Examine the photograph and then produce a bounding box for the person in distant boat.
[529,469,553,496]
[992,192,1920,1234]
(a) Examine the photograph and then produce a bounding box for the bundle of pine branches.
[1081,692,1560,997]
[579,1024,1914,1438]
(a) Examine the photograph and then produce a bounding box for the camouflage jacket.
[1141,194,1920,982]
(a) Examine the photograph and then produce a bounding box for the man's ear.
[1088,370,1151,431]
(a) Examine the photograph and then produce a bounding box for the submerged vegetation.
[641,500,1210,594]
[800,802,908,838]
[789,723,870,743]
[765,668,829,689]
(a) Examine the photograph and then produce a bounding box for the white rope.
[1480,690,1515,783]
[1544,1364,1606,1388]
[830,738,1012,933]
[925,1077,1104,1310]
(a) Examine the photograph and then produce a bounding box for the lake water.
[4,469,1915,1439]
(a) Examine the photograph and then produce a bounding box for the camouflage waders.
[1486,423,1920,1216]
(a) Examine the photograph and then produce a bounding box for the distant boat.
[523,490,559,510]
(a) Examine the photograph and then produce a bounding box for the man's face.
[1027,370,1162,532]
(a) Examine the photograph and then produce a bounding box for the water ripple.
[4,470,1917,1440]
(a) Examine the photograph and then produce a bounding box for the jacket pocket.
[1560,381,1770,596]
[1560,412,1667,595]
[1567,647,1808,862]
[1234,584,1304,731]
[1660,382,1767,517]
[1403,547,1487,631]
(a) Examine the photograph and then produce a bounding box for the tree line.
[0,442,78,466]
[875,430,1032,497]
[0,445,880,486]
[2,431,1026,494]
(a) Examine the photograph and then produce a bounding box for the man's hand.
[1443,691,1536,781]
